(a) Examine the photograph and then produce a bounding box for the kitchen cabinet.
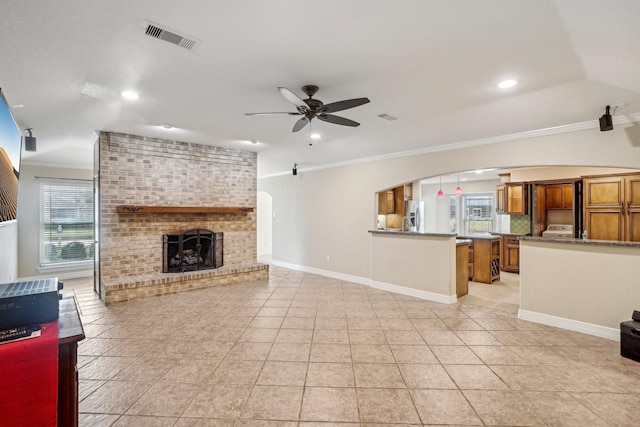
[394,187,405,216]
[467,240,474,280]
[506,183,528,214]
[404,184,413,200]
[501,235,520,273]
[465,236,500,283]
[546,184,573,210]
[456,241,470,297]
[535,185,547,236]
[378,190,396,214]
[387,190,395,214]
[495,185,506,214]
[583,173,640,242]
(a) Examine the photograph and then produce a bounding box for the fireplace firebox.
[163,229,223,273]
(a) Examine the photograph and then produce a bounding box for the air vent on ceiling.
[142,20,200,51]
[378,113,399,121]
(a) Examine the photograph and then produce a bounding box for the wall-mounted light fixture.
[599,105,613,131]
[24,128,36,152]
[292,164,297,176]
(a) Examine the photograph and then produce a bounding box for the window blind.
[39,180,94,266]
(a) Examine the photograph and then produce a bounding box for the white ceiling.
[1,0,639,177]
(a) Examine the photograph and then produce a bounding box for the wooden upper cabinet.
[496,185,506,214]
[627,175,640,208]
[584,209,624,241]
[404,184,413,200]
[386,190,395,214]
[583,173,640,242]
[546,184,573,210]
[584,176,624,208]
[506,183,528,215]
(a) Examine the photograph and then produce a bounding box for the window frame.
[38,178,94,269]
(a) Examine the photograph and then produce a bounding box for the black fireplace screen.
[163,229,223,273]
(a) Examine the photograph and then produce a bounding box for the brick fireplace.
[96,132,268,303]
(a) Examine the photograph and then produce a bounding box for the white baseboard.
[518,309,619,341]
[270,260,456,305]
[370,280,457,304]
[270,260,370,286]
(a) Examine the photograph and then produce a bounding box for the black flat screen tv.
[0,88,22,224]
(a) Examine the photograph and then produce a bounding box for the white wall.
[0,221,18,282]
[258,123,640,281]
[257,191,272,257]
[520,240,640,339]
[17,165,93,280]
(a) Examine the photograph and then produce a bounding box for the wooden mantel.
[116,205,254,214]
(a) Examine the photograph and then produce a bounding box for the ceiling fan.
[245,85,370,132]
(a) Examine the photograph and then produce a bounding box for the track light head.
[599,105,613,132]
[24,128,36,152]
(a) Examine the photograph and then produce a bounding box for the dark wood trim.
[58,296,85,427]
[116,206,254,214]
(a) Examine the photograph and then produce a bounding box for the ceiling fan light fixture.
[310,133,321,140]
[121,90,139,100]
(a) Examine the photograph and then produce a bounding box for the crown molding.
[258,112,640,180]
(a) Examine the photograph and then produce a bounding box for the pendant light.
[437,176,444,198]
[455,175,463,196]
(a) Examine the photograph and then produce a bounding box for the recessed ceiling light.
[250,139,259,144]
[310,133,321,140]
[12,104,25,109]
[160,124,174,129]
[497,79,517,89]
[121,90,139,100]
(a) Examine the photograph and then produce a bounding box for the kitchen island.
[519,236,640,340]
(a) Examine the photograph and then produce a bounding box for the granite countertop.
[369,230,457,237]
[520,236,640,248]
[457,234,502,240]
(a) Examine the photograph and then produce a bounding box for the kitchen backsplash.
[510,214,531,234]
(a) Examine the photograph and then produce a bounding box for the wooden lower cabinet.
[456,242,469,297]
[467,237,500,283]
[501,235,520,273]
[467,241,474,280]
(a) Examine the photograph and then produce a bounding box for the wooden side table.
[58,296,85,427]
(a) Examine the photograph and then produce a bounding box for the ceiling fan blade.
[278,87,308,111]
[292,117,309,132]
[320,97,370,114]
[245,112,301,116]
[317,114,360,127]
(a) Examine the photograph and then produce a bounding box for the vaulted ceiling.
[1,0,639,176]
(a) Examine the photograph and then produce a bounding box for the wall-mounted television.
[0,88,22,224]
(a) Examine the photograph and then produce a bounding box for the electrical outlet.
[326,255,331,262]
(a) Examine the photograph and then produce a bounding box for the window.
[448,192,495,234]
[40,180,94,266]
[462,193,494,234]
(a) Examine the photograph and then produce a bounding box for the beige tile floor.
[62,266,640,426]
